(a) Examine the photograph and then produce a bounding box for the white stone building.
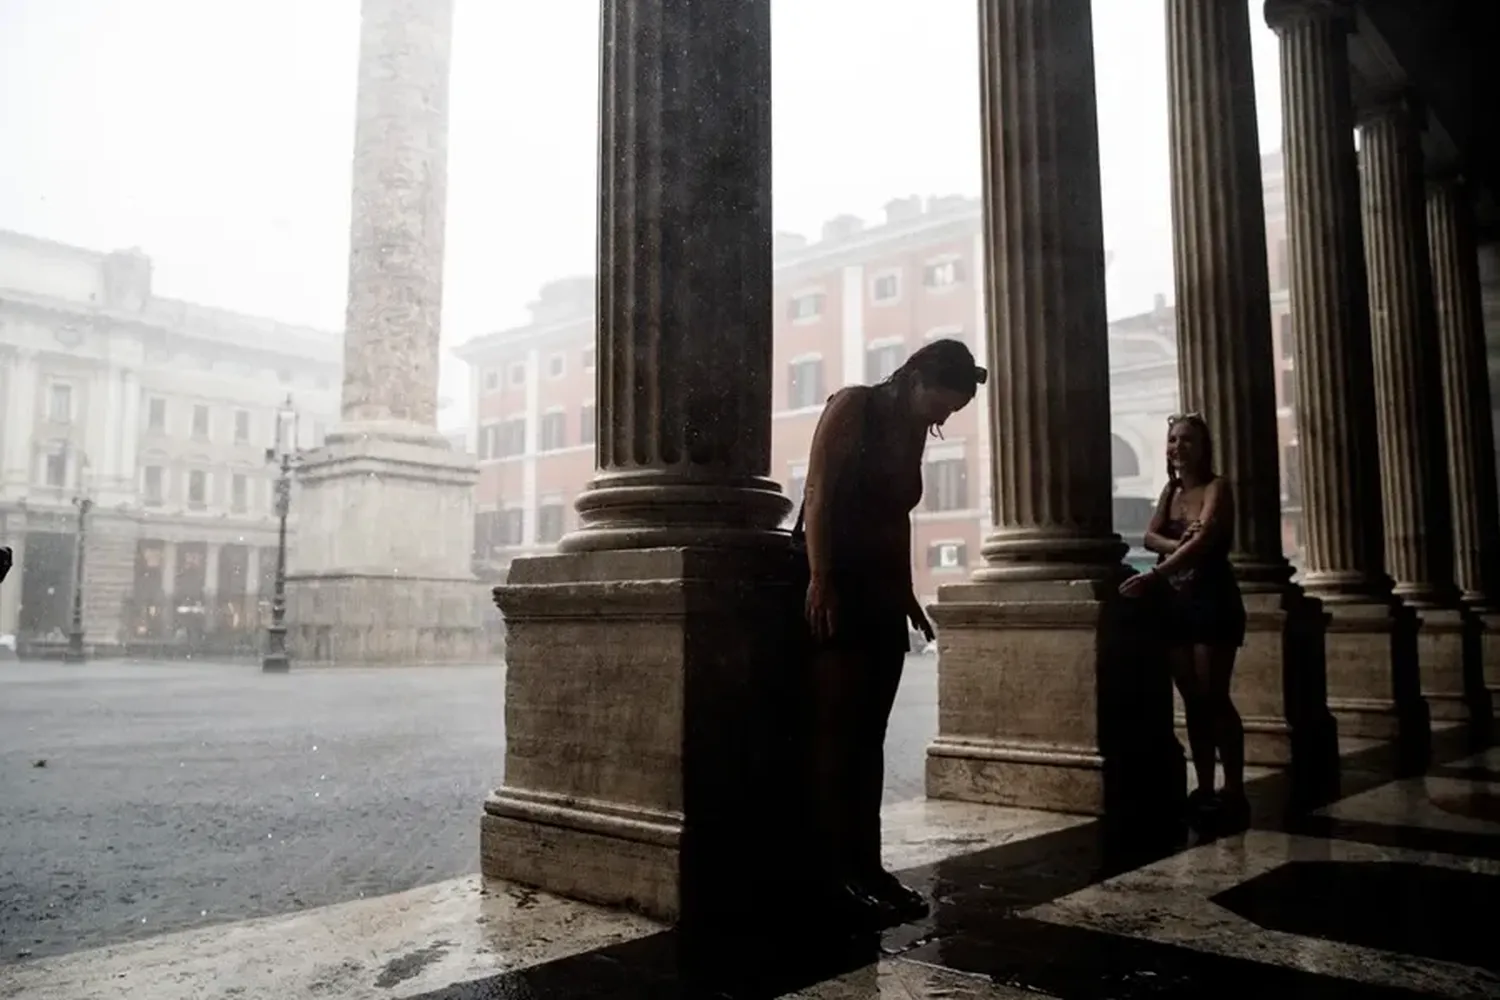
[0,229,340,653]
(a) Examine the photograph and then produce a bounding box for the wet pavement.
[0,655,938,962]
[4,658,1499,997]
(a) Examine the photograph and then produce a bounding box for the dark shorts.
[1162,589,1247,649]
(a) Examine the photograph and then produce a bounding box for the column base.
[1320,598,1424,740]
[481,792,680,919]
[483,545,807,927]
[1413,606,1470,721]
[925,578,1183,821]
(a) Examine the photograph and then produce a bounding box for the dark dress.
[1158,510,1247,649]
[796,386,920,657]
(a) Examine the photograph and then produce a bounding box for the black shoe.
[1217,790,1251,832]
[821,880,902,931]
[858,869,930,923]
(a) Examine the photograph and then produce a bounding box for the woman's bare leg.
[1170,644,1215,794]
[1202,644,1245,796]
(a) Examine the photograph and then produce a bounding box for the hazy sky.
[0,1,1283,426]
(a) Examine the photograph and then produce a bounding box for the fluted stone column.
[486,0,800,927]
[1358,94,1469,719]
[1266,0,1417,737]
[969,0,1122,582]
[1166,0,1322,766]
[285,0,486,663]
[562,1,786,552]
[1359,96,1457,606]
[340,0,452,437]
[927,0,1178,820]
[1429,175,1500,712]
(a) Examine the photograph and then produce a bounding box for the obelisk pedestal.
[286,0,487,663]
[1266,0,1420,738]
[1165,0,1328,767]
[1429,175,1500,718]
[1358,93,1470,721]
[482,0,799,928]
[926,0,1180,822]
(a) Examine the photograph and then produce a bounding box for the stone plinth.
[483,546,804,925]
[287,433,486,663]
[927,579,1179,818]
[1415,608,1469,721]
[1322,600,1421,738]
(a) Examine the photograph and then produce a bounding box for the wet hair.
[1166,411,1215,485]
[882,338,988,437]
[886,338,987,400]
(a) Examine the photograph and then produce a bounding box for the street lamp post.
[262,395,299,673]
[64,494,93,664]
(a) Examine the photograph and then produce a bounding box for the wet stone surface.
[0,656,939,960]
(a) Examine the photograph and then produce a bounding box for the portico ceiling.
[1349,0,1500,237]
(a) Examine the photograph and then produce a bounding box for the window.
[865,343,907,383]
[234,409,251,443]
[187,470,207,509]
[231,473,248,513]
[923,258,966,288]
[924,458,969,512]
[788,291,825,321]
[1283,443,1302,507]
[582,348,596,371]
[313,421,327,446]
[927,541,969,570]
[871,272,901,303]
[547,353,566,379]
[44,443,67,487]
[1279,313,1294,362]
[787,358,824,410]
[508,362,527,386]
[540,411,567,450]
[536,502,565,545]
[483,368,501,392]
[1279,366,1296,409]
[498,418,527,457]
[143,466,165,506]
[47,383,72,423]
[147,397,167,432]
[1274,237,1289,291]
[501,508,525,546]
[580,404,597,445]
[192,404,210,438]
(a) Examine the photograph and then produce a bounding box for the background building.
[455,162,1309,603]
[0,229,340,654]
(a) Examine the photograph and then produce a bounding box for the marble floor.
[3,726,1498,999]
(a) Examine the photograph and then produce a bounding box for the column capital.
[1355,88,1425,130]
[1264,0,1354,33]
[1425,164,1470,195]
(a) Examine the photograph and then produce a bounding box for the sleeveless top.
[1157,482,1239,599]
[825,388,923,582]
